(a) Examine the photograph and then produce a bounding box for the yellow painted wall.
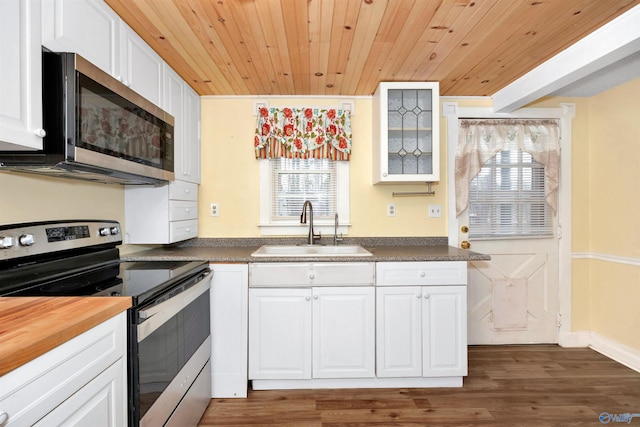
[199,96,458,238]
[0,173,124,224]
[533,77,640,349]
[585,77,640,350]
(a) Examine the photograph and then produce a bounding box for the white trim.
[444,103,574,343]
[572,252,640,267]
[258,159,350,236]
[203,94,370,100]
[251,99,356,116]
[590,332,640,373]
[492,5,640,112]
[559,331,640,373]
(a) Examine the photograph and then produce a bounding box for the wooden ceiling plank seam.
[280,0,310,94]
[199,0,267,94]
[393,0,466,82]
[224,0,279,94]
[253,0,296,95]
[325,0,361,95]
[356,1,424,94]
[307,0,332,94]
[413,0,500,82]
[341,0,389,95]
[382,2,452,81]
[112,0,238,94]
[463,0,635,94]
[175,0,251,94]
[441,0,566,95]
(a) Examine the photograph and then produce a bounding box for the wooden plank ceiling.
[105,0,640,97]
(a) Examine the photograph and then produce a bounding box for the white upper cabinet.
[0,0,45,150]
[42,0,163,107]
[372,82,440,183]
[41,0,120,77]
[119,26,163,106]
[164,64,201,184]
[182,85,201,183]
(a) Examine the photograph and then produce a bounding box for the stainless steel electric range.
[0,220,212,427]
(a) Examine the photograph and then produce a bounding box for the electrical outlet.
[428,204,442,218]
[387,203,396,217]
[210,203,219,217]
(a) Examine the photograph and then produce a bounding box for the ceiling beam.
[491,5,640,113]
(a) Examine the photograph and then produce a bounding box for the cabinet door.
[0,0,44,150]
[41,0,120,77]
[249,288,312,379]
[422,286,467,377]
[120,26,163,106]
[182,85,201,183]
[376,286,422,377]
[33,359,126,427]
[210,264,248,398]
[373,82,440,183]
[312,287,375,378]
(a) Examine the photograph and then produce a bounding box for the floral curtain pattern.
[455,119,560,217]
[254,107,352,160]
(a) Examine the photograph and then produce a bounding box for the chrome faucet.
[333,213,343,246]
[300,200,321,245]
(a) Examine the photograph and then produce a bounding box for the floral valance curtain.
[455,119,560,217]
[254,107,352,160]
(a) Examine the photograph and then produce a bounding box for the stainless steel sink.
[251,244,372,257]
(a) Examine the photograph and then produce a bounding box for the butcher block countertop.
[0,297,131,376]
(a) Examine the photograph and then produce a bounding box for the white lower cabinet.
[246,261,468,390]
[249,286,375,381]
[376,285,467,378]
[0,312,127,426]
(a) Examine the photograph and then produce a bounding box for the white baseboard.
[589,332,640,373]
[558,331,640,373]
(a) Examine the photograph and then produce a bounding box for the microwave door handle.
[137,271,211,341]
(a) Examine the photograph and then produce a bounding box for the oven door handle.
[137,270,211,341]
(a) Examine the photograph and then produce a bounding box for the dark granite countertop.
[121,237,490,263]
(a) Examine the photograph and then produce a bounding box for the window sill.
[258,222,351,237]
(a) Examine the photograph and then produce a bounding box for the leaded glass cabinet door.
[373,82,440,183]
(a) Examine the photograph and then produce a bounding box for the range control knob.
[0,236,14,249]
[98,227,111,236]
[109,227,120,235]
[19,234,35,246]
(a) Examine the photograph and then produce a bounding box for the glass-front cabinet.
[373,82,440,183]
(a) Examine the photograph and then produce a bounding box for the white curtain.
[455,119,560,217]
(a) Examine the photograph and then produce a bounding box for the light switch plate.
[428,204,442,218]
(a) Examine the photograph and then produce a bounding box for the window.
[259,158,350,235]
[270,158,336,220]
[469,149,552,239]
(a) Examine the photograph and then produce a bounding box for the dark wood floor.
[199,345,640,426]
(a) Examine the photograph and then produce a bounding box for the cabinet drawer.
[169,181,198,201]
[169,200,198,221]
[170,219,198,242]
[376,261,467,286]
[249,262,375,287]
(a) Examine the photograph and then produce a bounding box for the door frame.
[443,102,576,346]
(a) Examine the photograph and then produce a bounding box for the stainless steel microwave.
[0,50,174,185]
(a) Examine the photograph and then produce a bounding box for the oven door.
[131,269,212,427]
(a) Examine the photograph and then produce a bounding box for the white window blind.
[469,149,552,239]
[270,158,337,220]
